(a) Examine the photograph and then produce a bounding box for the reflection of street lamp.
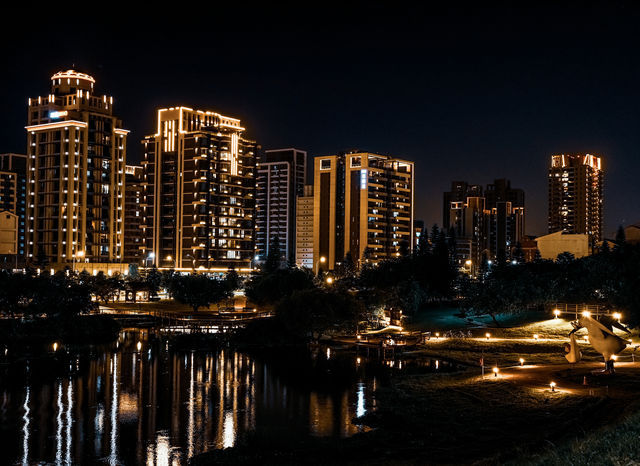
[315,256,326,275]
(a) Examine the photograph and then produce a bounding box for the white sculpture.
[569,313,631,374]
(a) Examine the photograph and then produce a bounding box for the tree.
[264,235,282,273]
[224,266,241,293]
[89,272,122,304]
[416,227,430,256]
[168,274,231,312]
[245,267,315,306]
[616,225,626,244]
[276,288,359,342]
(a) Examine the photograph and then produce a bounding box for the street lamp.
[326,276,334,285]
[73,250,85,274]
[315,256,326,275]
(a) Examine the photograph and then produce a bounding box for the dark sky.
[2,2,639,236]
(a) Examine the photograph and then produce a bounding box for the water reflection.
[1,329,456,464]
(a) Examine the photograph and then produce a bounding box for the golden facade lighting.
[25,69,127,266]
[141,106,258,270]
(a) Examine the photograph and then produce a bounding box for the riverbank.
[0,314,120,348]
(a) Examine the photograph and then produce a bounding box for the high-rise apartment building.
[443,181,483,230]
[313,151,414,271]
[255,148,306,264]
[25,70,127,265]
[0,153,27,258]
[446,178,525,272]
[548,154,603,242]
[141,107,258,271]
[123,165,143,264]
[295,185,314,269]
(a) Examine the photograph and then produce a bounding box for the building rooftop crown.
[51,70,96,84]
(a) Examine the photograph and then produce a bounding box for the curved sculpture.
[569,313,631,373]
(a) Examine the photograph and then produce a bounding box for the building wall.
[624,225,640,245]
[123,165,142,264]
[25,70,126,266]
[295,185,314,269]
[141,107,257,271]
[536,231,590,260]
[0,154,27,257]
[0,211,18,255]
[255,149,306,264]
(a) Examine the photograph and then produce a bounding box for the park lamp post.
[146,252,155,268]
[73,250,85,274]
[315,256,326,276]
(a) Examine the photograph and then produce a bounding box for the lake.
[1,329,459,465]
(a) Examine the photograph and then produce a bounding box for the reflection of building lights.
[583,335,589,342]
[550,381,556,392]
[137,341,142,351]
[554,309,560,318]
[519,358,524,366]
[485,332,491,340]
[533,334,539,340]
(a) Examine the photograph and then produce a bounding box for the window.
[320,159,331,170]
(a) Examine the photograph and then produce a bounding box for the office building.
[295,185,314,269]
[123,165,143,264]
[141,107,258,271]
[25,70,127,265]
[548,153,603,242]
[0,153,27,258]
[313,151,414,271]
[255,148,306,264]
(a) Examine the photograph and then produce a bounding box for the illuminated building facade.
[0,153,27,258]
[313,151,414,270]
[255,148,307,264]
[123,165,143,264]
[25,70,127,265]
[548,153,603,242]
[295,185,314,269]
[141,107,258,271]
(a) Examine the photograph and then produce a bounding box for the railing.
[551,303,613,320]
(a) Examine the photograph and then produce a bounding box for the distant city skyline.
[2,4,639,236]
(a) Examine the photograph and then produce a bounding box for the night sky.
[2,3,639,236]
